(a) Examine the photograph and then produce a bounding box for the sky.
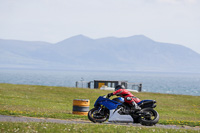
[0,0,200,53]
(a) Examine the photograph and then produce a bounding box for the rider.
[107,85,141,111]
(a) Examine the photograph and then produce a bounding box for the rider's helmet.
[115,85,125,91]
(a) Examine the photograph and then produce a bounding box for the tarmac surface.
[0,115,199,131]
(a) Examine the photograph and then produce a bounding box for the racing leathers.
[108,88,141,111]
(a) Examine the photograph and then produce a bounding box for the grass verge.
[0,122,200,133]
[0,83,200,127]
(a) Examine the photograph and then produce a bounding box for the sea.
[0,69,200,96]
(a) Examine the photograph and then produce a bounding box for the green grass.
[0,122,199,133]
[0,83,200,127]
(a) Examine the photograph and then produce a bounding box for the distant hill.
[1,35,200,72]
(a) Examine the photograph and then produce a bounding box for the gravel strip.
[0,115,90,124]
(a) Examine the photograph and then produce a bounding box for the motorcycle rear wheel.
[88,107,109,123]
[140,108,159,126]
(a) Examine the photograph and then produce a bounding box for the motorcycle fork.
[98,105,105,115]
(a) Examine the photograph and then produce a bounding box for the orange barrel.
[72,99,90,115]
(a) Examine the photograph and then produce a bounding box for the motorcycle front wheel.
[88,107,109,123]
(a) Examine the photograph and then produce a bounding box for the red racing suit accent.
[113,89,141,104]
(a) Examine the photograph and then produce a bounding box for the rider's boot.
[130,101,141,113]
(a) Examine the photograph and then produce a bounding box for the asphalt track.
[0,115,199,131]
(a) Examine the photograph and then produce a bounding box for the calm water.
[0,69,200,96]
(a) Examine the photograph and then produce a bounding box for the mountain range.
[1,35,200,72]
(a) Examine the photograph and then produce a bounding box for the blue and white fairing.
[94,96,133,123]
[94,96,122,110]
[107,97,133,123]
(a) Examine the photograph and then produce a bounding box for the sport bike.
[88,95,159,126]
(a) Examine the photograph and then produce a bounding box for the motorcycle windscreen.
[108,109,133,123]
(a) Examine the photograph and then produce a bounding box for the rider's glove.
[107,93,113,98]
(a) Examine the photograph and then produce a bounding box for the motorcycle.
[88,95,159,126]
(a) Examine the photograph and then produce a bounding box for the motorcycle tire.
[88,107,109,123]
[140,108,159,126]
